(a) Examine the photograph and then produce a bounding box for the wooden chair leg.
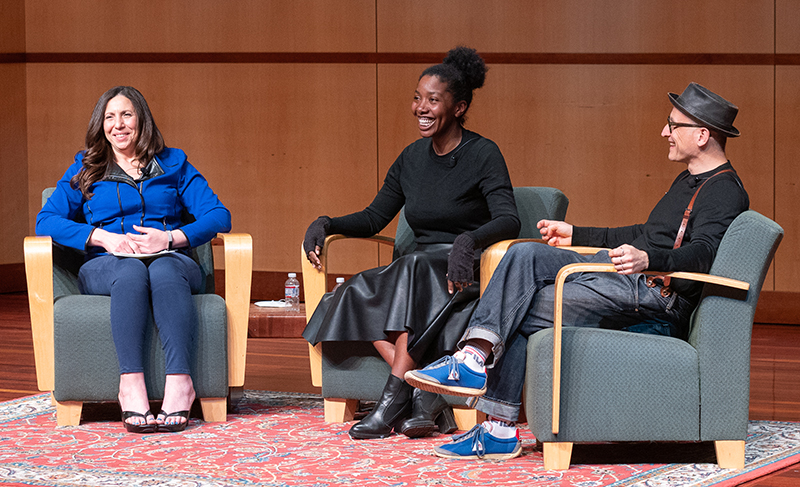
[200,397,227,422]
[55,400,83,426]
[715,440,745,469]
[543,442,573,470]
[324,398,358,423]
[452,407,486,431]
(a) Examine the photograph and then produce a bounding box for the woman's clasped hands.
[126,225,172,254]
[92,225,175,254]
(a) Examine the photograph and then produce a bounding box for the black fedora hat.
[668,82,740,138]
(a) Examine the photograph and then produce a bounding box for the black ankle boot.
[399,388,458,438]
[349,374,413,440]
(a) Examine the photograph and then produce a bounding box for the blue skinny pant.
[78,253,202,375]
[461,243,695,422]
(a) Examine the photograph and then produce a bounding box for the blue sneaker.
[404,354,487,397]
[434,423,521,460]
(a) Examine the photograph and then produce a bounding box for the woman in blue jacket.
[37,86,231,433]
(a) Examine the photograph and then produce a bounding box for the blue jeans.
[78,253,202,375]
[461,243,694,422]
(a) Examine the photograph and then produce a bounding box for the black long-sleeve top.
[572,161,749,302]
[327,130,521,250]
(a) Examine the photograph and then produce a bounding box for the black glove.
[447,232,476,284]
[303,216,331,256]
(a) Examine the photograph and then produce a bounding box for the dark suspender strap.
[648,168,734,296]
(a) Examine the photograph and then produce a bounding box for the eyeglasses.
[667,117,704,134]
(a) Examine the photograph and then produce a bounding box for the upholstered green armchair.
[25,189,252,426]
[523,210,783,470]
[301,187,570,427]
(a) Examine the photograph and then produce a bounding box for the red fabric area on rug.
[0,392,798,487]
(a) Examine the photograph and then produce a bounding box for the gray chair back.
[513,186,569,238]
[393,208,416,260]
[688,210,783,439]
[42,188,83,297]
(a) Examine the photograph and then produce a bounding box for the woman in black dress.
[303,46,520,440]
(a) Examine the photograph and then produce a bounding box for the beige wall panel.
[25,0,375,53]
[473,65,774,224]
[775,67,800,292]
[26,63,380,274]
[0,0,25,52]
[0,65,28,264]
[378,64,775,283]
[777,0,800,53]
[378,0,773,54]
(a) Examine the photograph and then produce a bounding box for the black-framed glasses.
[667,117,704,134]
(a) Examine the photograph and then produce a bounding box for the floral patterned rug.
[0,391,798,486]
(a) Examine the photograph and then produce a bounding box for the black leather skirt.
[302,243,480,365]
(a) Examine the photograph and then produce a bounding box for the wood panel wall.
[0,0,27,266]
[2,1,798,299]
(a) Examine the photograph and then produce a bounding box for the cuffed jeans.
[460,243,695,422]
[78,253,202,375]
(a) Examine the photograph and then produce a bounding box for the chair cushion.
[526,327,700,442]
[53,294,228,402]
[320,341,389,400]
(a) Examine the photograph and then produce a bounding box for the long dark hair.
[71,86,165,198]
[420,46,488,125]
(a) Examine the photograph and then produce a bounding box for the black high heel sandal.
[121,410,157,434]
[157,410,190,432]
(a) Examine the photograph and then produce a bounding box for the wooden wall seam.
[3,52,800,65]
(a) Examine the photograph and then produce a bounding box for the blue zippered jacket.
[36,147,231,255]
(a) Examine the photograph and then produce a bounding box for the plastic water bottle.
[284,273,300,312]
[332,277,345,293]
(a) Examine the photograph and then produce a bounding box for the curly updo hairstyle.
[71,86,165,198]
[420,46,488,125]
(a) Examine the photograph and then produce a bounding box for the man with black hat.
[404,82,750,460]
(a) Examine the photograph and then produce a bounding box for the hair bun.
[443,46,487,92]
[419,45,487,124]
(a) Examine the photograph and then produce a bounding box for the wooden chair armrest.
[641,270,749,290]
[214,233,253,388]
[550,263,749,435]
[301,234,395,320]
[24,236,55,392]
[301,234,396,388]
[479,239,607,296]
[480,239,541,295]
